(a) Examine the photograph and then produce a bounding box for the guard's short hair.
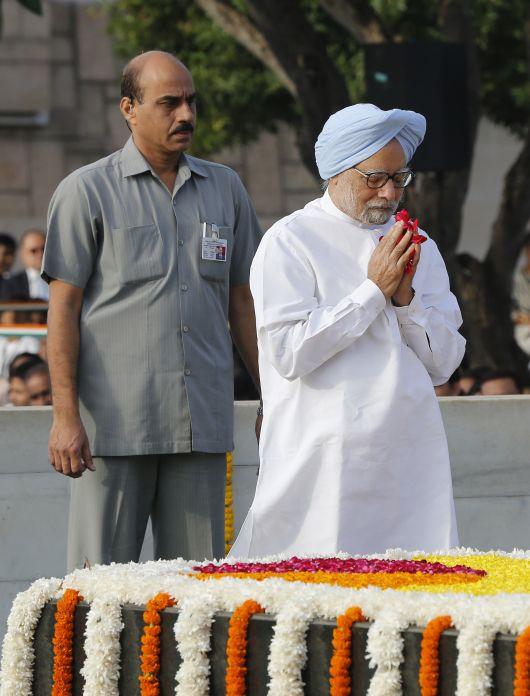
[0,232,16,252]
[121,51,184,105]
[121,61,144,104]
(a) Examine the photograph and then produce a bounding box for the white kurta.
[232,191,466,558]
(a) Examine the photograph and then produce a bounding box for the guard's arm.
[47,279,94,477]
[229,282,262,439]
[229,283,260,394]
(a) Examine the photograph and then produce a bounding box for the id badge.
[202,223,227,262]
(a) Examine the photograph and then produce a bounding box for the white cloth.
[232,192,465,558]
[26,268,49,300]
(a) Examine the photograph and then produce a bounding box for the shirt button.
[182,325,189,333]
[185,368,191,376]
[181,283,188,291]
[178,239,184,246]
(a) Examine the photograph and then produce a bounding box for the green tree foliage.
[474,0,529,136]
[107,0,528,158]
[107,0,296,155]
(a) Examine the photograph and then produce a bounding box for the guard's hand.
[255,413,263,443]
[367,222,415,299]
[48,416,95,478]
[392,241,421,307]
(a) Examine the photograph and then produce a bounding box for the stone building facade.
[0,0,319,242]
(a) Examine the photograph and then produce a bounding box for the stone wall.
[0,0,320,242]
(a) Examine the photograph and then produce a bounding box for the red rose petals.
[194,557,485,577]
[395,209,427,274]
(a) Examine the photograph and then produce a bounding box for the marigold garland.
[196,570,481,591]
[419,615,453,696]
[329,606,366,696]
[139,592,176,696]
[51,588,83,696]
[514,625,530,695]
[225,599,264,696]
[225,452,235,554]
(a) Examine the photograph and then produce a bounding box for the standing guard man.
[43,51,262,569]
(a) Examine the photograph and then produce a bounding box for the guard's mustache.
[171,123,194,134]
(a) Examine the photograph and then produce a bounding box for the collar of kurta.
[120,136,209,180]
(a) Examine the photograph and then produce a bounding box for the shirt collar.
[121,136,209,179]
[121,137,151,178]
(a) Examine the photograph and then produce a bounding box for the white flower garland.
[0,577,61,696]
[267,601,313,696]
[455,620,497,696]
[366,612,406,696]
[3,549,530,696]
[81,596,123,696]
[174,594,218,696]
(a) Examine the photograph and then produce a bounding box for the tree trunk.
[244,0,351,175]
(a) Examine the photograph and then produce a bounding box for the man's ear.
[119,97,135,124]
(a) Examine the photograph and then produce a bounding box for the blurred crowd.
[0,230,51,407]
[0,228,529,407]
[434,367,522,397]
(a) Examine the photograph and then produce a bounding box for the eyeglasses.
[352,167,415,189]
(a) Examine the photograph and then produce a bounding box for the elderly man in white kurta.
[232,104,466,558]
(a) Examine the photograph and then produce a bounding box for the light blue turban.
[315,103,426,180]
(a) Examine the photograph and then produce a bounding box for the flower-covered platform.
[2,548,530,695]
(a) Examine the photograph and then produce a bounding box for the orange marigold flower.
[419,615,453,696]
[139,592,175,696]
[329,606,365,696]
[514,625,530,695]
[52,589,83,696]
[225,599,264,696]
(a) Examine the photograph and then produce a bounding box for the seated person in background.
[0,375,7,405]
[0,334,40,380]
[457,367,481,395]
[4,229,48,301]
[10,351,44,374]
[24,363,52,406]
[470,368,521,396]
[0,294,46,382]
[6,355,45,407]
[434,371,461,396]
[0,232,16,280]
[0,233,17,301]
[512,236,530,358]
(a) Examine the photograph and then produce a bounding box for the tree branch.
[317,0,387,43]
[244,0,351,174]
[194,0,296,95]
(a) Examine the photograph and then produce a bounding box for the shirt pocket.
[198,225,233,283]
[111,224,165,284]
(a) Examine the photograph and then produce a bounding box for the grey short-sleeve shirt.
[42,137,262,456]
